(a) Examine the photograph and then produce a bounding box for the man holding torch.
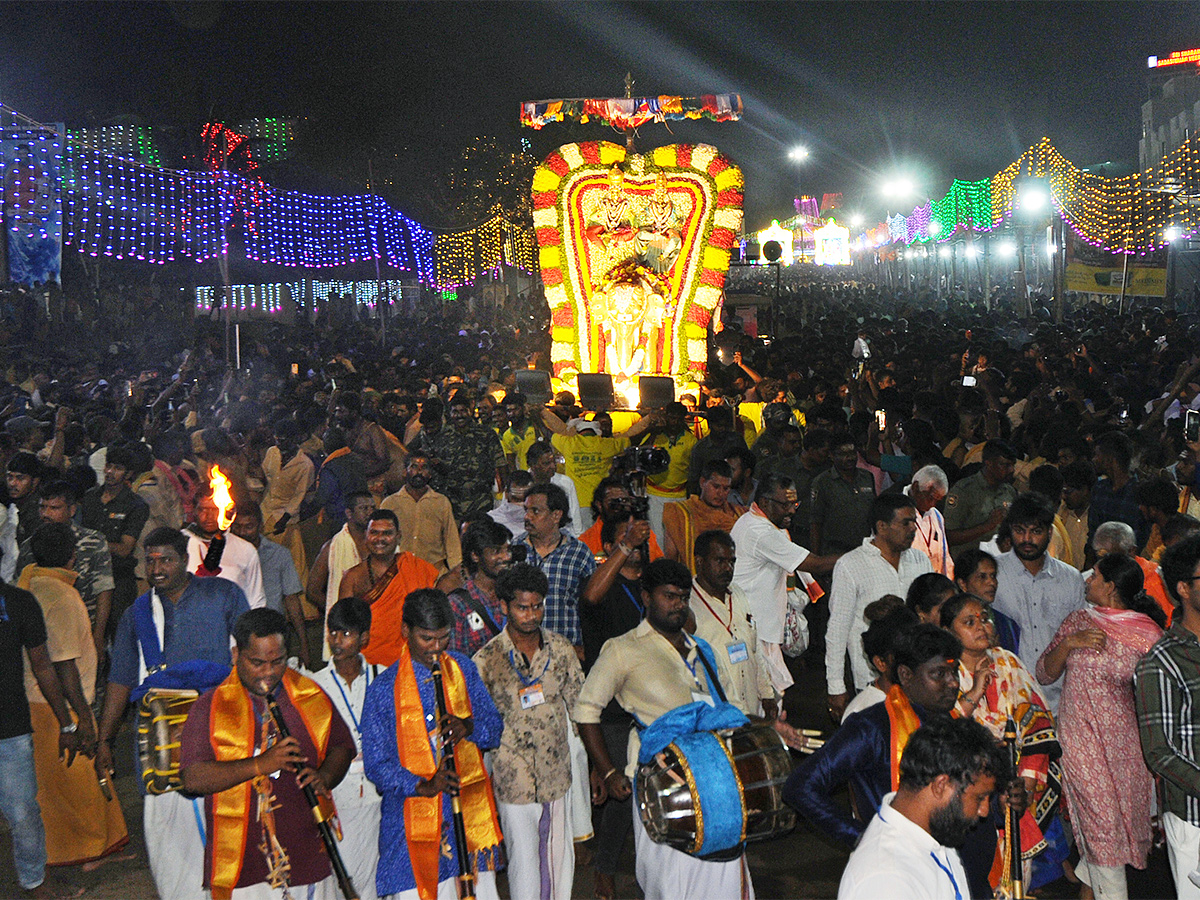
[185,467,266,610]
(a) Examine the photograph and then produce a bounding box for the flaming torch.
[197,465,236,577]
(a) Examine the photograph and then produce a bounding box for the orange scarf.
[393,645,502,900]
[884,684,923,791]
[207,668,335,900]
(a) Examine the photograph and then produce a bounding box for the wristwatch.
[60,722,78,734]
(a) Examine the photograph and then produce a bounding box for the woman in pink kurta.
[1036,553,1165,899]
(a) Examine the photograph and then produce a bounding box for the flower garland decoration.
[532,141,743,384]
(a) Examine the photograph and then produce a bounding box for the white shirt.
[184,530,267,609]
[311,657,380,807]
[841,683,886,723]
[730,508,809,644]
[826,538,933,694]
[550,473,582,537]
[839,792,969,900]
[489,500,527,537]
[904,486,953,579]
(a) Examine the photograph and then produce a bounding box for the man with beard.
[432,394,507,521]
[838,716,1008,900]
[991,492,1085,713]
[448,519,513,658]
[578,476,664,562]
[473,564,585,900]
[826,495,932,720]
[333,390,392,480]
[944,440,1018,552]
[730,473,840,693]
[338,510,439,667]
[381,451,461,576]
[179,609,354,899]
[786,624,1010,900]
[97,527,249,900]
[514,484,595,653]
[574,559,753,900]
[183,486,267,610]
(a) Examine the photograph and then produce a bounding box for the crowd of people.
[1,268,1200,900]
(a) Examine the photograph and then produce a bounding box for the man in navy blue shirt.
[95,526,248,900]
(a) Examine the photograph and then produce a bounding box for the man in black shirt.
[0,578,84,894]
[6,451,44,547]
[80,445,149,636]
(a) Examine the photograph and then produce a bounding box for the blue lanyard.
[929,852,962,900]
[330,664,372,735]
[0,593,9,622]
[620,584,644,617]
[508,648,551,688]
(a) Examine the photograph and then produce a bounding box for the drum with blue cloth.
[636,723,794,860]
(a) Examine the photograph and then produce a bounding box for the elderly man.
[905,465,952,578]
[1091,520,1173,621]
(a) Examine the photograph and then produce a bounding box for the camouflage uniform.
[431,424,505,521]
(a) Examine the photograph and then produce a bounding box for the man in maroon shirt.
[180,609,354,898]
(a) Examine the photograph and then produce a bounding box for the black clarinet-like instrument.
[430,655,477,899]
[264,692,359,900]
[1003,716,1025,899]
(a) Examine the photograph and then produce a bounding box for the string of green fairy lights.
[867,136,1195,257]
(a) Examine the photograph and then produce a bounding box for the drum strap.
[132,590,166,673]
[693,637,729,705]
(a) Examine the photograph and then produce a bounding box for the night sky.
[1,1,1197,230]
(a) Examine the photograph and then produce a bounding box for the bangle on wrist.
[60,721,78,734]
[602,768,617,781]
[616,542,633,557]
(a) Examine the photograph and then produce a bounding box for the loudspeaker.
[514,370,552,406]
[577,373,615,411]
[638,376,675,410]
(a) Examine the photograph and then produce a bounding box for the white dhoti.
[566,725,593,841]
[633,801,754,900]
[213,875,339,900]
[145,791,206,900]
[758,640,795,693]
[331,764,383,900]
[497,796,574,900]
[382,870,498,900]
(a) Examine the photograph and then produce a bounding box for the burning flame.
[210,465,236,531]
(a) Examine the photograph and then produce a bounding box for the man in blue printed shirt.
[362,588,504,900]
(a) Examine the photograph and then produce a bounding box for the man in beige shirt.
[688,529,776,718]
[380,452,461,575]
[573,558,752,900]
[474,563,584,900]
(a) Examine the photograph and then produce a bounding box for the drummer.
[573,558,755,900]
[95,527,250,900]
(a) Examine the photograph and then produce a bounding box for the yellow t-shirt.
[551,433,631,509]
[501,423,540,470]
[646,431,698,498]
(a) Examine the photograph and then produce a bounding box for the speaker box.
[577,373,615,411]
[514,370,552,407]
[638,376,675,410]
